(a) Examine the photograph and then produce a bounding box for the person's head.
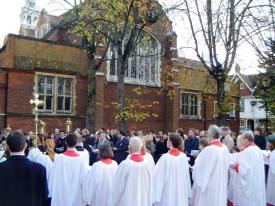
[54,128,60,134]
[6,131,27,153]
[28,131,34,137]
[66,133,77,148]
[238,131,254,150]
[60,131,65,136]
[194,129,200,137]
[167,133,183,150]
[199,138,209,150]
[208,125,220,140]
[98,144,114,159]
[177,128,184,137]
[220,126,231,136]
[137,130,143,137]
[44,139,55,161]
[129,136,143,154]
[118,130,125,138]
[158,131,163,137]
[254,127,263,136]
[187,128,195,138]
[100,132,107,141]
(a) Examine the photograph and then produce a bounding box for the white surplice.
[35,153,55,198]
[83,159,118,206]
[228,153,238,205]
[191,140,229,206]
[267,150,275,206]
[234,144,266,206]
[153,150,191,206]
[77,149,90,169]
[110,155,153,206]
[51,150,87,206]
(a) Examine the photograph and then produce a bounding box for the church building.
[0,0,240,133]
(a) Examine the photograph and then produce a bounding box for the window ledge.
[180,116,202,120]
[107,76,161,88]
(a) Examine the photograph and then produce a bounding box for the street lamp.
[30,92,44,147]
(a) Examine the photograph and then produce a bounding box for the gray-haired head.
[221,126,230,134]
[208,125,220,139]
[98,144,114,159]
[129,136,143,153]
[241,131,254,142]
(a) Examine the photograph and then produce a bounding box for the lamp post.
[30,92,44,147]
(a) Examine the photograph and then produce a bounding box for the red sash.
[101,158,113,164]
[130,153,144,162]
[63,150,80,157]
[169,149,181,156]
[210,139,223,147]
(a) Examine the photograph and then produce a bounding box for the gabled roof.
[231,68,257,93]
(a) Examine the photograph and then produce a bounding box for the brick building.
[0,0,240,134]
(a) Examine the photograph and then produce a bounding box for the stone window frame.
[180,91,201,120]
[35,72,76,115]
[240,98,245,113]
[106,28,161,87]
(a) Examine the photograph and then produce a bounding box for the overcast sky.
[0,0,261,74]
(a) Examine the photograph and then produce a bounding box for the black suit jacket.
[0,155,48,206]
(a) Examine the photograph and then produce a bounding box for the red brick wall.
[103,82,167,133]
[6,70,87,133]
[0,72,7,129]
[240,85,252,96]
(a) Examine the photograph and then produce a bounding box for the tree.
[60,0,173,131]
[176,0,260,124]
[254,39,275,115]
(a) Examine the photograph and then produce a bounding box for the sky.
[0,0,262,74]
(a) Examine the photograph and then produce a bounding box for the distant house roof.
[176,57,205,70]
[231,65,257,93]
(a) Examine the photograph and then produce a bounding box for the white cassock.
[27,148,42,162]
[36,153,55,198]
[153,149,191,206]
[83,159,118,206]
[127,151,155,171]
[267,150,275,206]
[0,150,6,163]
[110,153,153,206]
[191,139,229,206]
[228,153,238,205]
[51,150,87,206]
[233,144,266,206]
[77,149,90,169]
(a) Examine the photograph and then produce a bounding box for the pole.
[265,102,268,134]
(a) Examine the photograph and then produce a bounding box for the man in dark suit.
[0,131,48,206]
[113,131,129,164]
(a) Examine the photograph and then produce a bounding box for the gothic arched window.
[27,15,32,25]
[107,30,160,86]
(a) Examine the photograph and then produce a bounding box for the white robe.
[77,149,90,169]
[83,160,118,206]
[228,153,238,204]
[153,151,191,206]
[27,148,42,162]
[0,151,6,163]
[51,151,87,206]
[36,153,55,198]
[191,143,229,206]
[234,145,266,206]
[267,150,275,205]
[110,157,153,206]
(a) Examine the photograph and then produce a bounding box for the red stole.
[101,158,113,164]
[63,150,80,157]
[130,153,144,162]
[241,142,256,151]
[169,149,181,156]
[210,139,223,147]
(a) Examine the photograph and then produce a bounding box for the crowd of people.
[0,125,274,206]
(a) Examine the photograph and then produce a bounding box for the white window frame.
[213,101,218,118]
[240,98,245,113]
[106,29,161,87]
[229,103,236,117]
[240,119,246,127]
[35,72,76,114]
[240,83,245,89]
[180,91,201,119]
